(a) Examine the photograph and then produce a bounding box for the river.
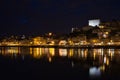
[0,47,120,80]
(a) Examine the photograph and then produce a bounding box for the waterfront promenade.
[0,44,120,49]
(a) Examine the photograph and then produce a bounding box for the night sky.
[1,0,120,36]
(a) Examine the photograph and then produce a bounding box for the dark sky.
[1,0,120,35]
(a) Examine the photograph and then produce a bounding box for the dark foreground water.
[0,47,120,80]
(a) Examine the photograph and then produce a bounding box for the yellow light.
[49,32,52,36]
[49,48,55,56]
[49,41,55,45]
[33,48,42,58]
[110,40,113,42]
[84,49,88,59]
[30,48,33,54]
[93,49,96,60]
[69,40,73,45]
[99,26,104,28]
[30,42,32,44]
[48,57,52,62]
[92,39,97,43]
[33,37,43,45]
[93,52,96,60]
[106,58,109,66]
[99,65,105,72]
[105,32,109,34]
[69,49,73,57]
[7,47,19,54]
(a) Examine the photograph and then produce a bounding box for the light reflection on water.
[0,47,120,78]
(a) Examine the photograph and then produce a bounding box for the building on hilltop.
[88,19,100,27]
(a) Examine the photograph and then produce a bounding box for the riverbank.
[0,45,120,49]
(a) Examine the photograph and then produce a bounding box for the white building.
[89,19,100,27]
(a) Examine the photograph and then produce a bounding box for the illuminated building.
[68,35,86,45]
[59,40,67,45]
[33,37,46,45]
[88,19,100,27]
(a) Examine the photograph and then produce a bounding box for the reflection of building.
[59,49,67,56]
[30,48,55,58]
[49,48,55,56]
[89,67,101,77]
[32,48,42,58]
[6,47,20,54]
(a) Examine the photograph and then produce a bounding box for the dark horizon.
[1,0,120,35]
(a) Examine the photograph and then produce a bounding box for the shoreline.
[0,45,120,49]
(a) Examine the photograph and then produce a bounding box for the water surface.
[0,47,120,80]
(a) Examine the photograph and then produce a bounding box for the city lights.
[0,19,120,48]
